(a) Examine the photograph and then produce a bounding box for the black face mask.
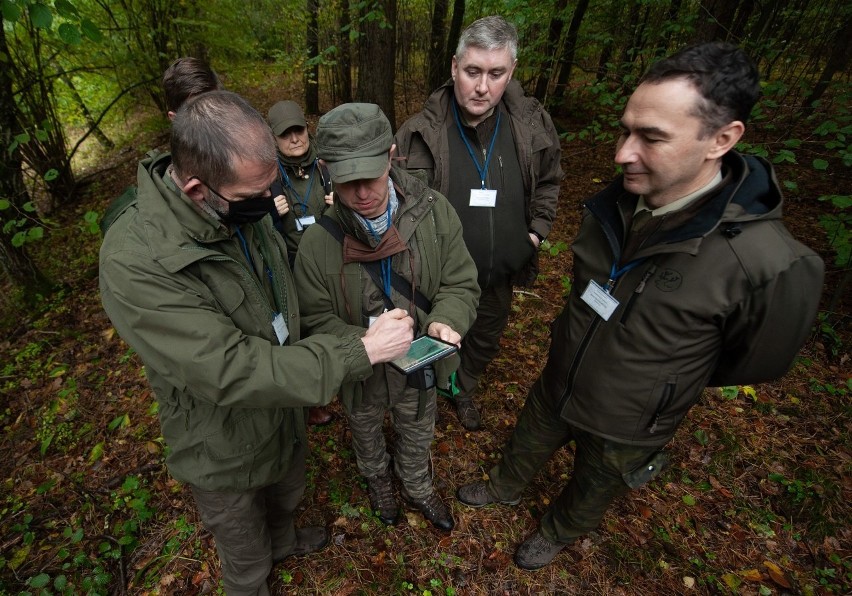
[193,176,275,225]
[213,194,276,225]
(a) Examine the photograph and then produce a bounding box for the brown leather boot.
[366,471,400,525]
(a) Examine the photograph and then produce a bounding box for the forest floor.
[0,79,850,595]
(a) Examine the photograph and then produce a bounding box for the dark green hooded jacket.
[543,153,824,447]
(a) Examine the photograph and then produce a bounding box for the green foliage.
[815,312,847,358]
[541,239,569,257]
[817,195,851,267]
[35,378,92,456]
[719,385,757,401]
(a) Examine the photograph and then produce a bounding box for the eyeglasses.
[189,176,271,204]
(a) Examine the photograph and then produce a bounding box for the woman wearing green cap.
[267,100,335,427]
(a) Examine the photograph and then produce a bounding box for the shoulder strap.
[100,185,138,236]
[317,216,432,313]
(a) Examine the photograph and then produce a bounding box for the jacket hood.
[587,151,784,253]
[136,151,232,273]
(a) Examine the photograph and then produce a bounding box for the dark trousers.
[487,378,662,543]
[456,281,514,401]
[191,444,306,596]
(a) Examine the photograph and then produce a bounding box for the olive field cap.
[315,103,393,183]
[268,100,307,136]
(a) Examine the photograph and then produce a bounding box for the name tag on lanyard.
[469,188,497,207]
[272,312,289,345]
[295,215,316,231]
[581,280,619,321]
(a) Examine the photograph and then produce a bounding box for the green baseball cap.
[315,103,392,183]
[268,100,307,136]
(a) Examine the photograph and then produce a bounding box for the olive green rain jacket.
[99,151,373,491]
[294,167,480,412]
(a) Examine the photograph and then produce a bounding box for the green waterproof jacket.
[542,153,824,447]
[99,151,373,491]
[293,167,480,411]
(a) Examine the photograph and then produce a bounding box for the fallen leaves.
[763,559,793,589]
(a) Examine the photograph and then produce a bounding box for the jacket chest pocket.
[206,277,270,339]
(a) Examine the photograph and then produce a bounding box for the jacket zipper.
[647,382,675,434]
[556,269,616,412]
[619,264,657,325]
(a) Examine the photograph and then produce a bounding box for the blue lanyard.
[451,98,501,190]
[277,159,317,216]
[364,201,393,299]
[606,258,646,292]
[235,226,273,286]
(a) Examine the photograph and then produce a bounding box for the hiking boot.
[307,406,333,426]
[366,471,400,526]
[405,491,454,531]
[514,530,566,570]
[279,526,329,561]
[456,482,521,508]
[455,398,481,431]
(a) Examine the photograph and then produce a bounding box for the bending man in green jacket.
[295,103,480,531]
[100,91,414,596]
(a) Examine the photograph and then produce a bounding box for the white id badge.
[580,280,620,321]
[469,188,497,207]
[295,215,316,231]
[368,316,378,327]
[272,313,289,345]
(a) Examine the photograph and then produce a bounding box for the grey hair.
[171,90,276,189]
[455,15,518,62]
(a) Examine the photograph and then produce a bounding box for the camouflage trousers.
[455,281,514,400]
[487,377,667,544]
[345,368,437,499]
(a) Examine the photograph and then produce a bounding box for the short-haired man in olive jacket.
[394,15,563,430]
[457,42,824,571]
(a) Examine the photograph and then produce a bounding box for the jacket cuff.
[342,334,374,384]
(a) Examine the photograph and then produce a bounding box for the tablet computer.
[389,335,458,375]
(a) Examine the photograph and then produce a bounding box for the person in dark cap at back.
[266,100,335,426]
[294,103,480,531]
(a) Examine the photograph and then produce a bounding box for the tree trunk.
[305,0,320,114]
[553,0,591,101]
[533,0,570,102]
[445,0,465,64]
[729,0,755,42]
[354,0,397,127]
[427,0,451,92]
[53,61,114,151]
[336,1,353,104]
[693,0,744,42]
[802,14,852,108]
[0,19,52,297]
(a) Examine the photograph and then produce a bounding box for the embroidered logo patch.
[655,269,682,292]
